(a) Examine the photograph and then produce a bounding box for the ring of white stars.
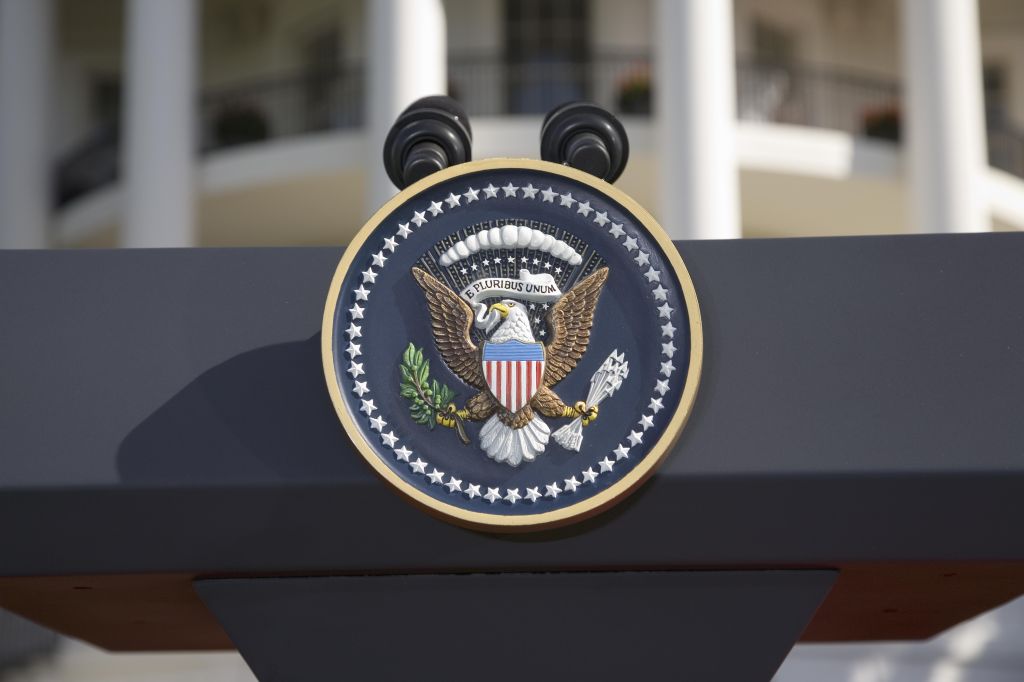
[340,177,682,507]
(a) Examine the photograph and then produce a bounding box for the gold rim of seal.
[322,158,703,532]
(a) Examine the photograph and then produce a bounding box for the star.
[555,266,562,274]
[502,182,518,197]
[541,187,557,202]
[356,400,373,417]
[362,269,377,284]
[532,258,540,265]
[593,211,609,226]
[369,415,386,431]
[532,317,540,324]
[465,483,481,499]
[396,222,413,238]
[346,322,362,338]
[644,267,661,283]
[352,381,369,397]
[662,341,677,358]
[543,261,551,270]
[634,250,650,266]
[470,263,478,271]
[394,445,412,462]
[445,192,461,208]
[504,488,521,504]
[427,469,445,485]
[349,303,364,319]
[428,200,444,216]
[383,236,398,252]
[347,362,364,378]
[507,256,515,263]
[614,444,630,460]
[484,487,501,503]
[559,192,576,207]
[522,183,539,199]
[463,187,480,203]
[346,342,361,359]
[460,267,467,275]
[627,430,643,446]
[539,329,546,337]
[563,476,580,493]
[529,302,536,310]
[609,223,625,238]
[481,259,490,266]
[658,303,673,318]
[410,458,427,474]
[655,379,670,395]
[521,256,529,263]
[639,414,655,430]
[581,468,597,484]
[648,397,664,414]
[661,321,677,337]
[381,431,399,448]
[354,285,370,301]
[545,483,562,498]
[652,285,668,301]
[576,201,593,217]
[660,360,675,377]
[483,184,499,199]
[525,487,541,502]
[445,476,462,493]
[622,236,638,252]
[599,457,615,473]
[411,211,427,227]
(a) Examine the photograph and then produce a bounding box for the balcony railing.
[53,57,1024,207]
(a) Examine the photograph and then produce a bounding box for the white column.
[122,0,197,247]
[901,0,989,233]
[654,0,740,240]
[366,0,447,212]
[0,0,53,248]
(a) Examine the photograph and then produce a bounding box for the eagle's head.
[486,299,536,343]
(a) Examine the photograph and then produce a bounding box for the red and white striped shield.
[482,341,546,413]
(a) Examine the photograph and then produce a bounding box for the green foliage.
[399,342,457,430]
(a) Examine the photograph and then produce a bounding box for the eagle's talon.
[437,404,468,428]
[582,405,599,426]
[573,401,587,416]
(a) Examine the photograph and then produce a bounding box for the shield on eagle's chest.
[481,341,546,413]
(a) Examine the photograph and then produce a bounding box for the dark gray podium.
[2,234,1024,681]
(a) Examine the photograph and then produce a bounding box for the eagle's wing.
[543,267,609,386]
[411,267,487,389]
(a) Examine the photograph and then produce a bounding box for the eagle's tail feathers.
[480,414,550,467]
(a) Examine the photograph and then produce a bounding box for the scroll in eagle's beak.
[488,302,510,319]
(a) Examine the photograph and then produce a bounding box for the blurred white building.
[2,0,1024,680]
[1,0,1024,251]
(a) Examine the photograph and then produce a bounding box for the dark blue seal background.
[330,167,690,516]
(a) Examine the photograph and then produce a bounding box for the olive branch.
[399,343,469,444]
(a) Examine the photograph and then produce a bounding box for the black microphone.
[383,95,473,189]
[540,101,629,183]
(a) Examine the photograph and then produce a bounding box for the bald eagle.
[411,266,607,466]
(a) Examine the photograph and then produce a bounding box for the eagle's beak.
[488,302,510,319]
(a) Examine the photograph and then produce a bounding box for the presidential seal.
[322,158,701,530]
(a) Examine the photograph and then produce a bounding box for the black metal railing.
[54,65,365,207]
[736,59,903,138]
[198,65,364,150]
[448,52,653,117]
[52,56,1024,207]
[989,124,1024,178]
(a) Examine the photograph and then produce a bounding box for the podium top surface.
[1,234,1024,649]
